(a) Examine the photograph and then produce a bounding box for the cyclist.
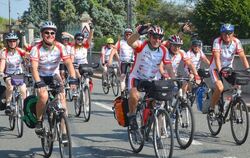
[100,37,117,85]
[0,32,27,115]
[126,24,175,130]
[30,21,77,136]
[108,28,134,96]
[209,23,249,114]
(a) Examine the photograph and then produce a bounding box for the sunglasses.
[172,44,182,48]
[223,32,233,35]
[44,31,56,36]
[76,38,84,41]
[151,33,163,40]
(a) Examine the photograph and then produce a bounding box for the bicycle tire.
[82,86,91,122]
[127,107,144,153]
[111,74,119,97]
[41,112,54,157]
[230,97,249,145]
[16,96,24,138]
[9,114,15,131]
[153,109,174,158]
[206,111,222,136]
[74,88,82,117]
[102,74,109,94]
[58,113,72,158]
[175,102,195,149]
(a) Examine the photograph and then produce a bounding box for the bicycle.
[127,80,174,158]
[101,63,120,96]
[165,77,195,149]
[73,64,93,122]
[207,67,250,145]
[38,76,72,157]
[8,73,25,138]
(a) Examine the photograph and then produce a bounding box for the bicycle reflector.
[22,95,38,128]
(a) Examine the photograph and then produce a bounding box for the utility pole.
[48,0,51,20]
[8,0,11,32]
[127,0,132,28]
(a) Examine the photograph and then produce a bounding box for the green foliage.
[192,0,250,45]
[0,17,9,32]
[243,44,250,55]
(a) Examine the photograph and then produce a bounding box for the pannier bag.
[113,96,129,127]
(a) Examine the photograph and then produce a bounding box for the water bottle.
[224,96,231,112]
[196,86,205,111]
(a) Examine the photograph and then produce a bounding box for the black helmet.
[74,32,84,40]
[23,95,38,128]
[191,39,202,47]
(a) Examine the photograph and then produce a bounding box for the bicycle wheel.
[74,88,82,117]
[66,88,73,102]
[16,96,24,138]
[9,114,15,131]
[127,108,144,153]
[111,74,119,97]
[206,110,222,136]
[82,86,91,122]
[58,113,72,158]
[153,109,174,158]
[175,102,195,149]
[230,98,249,145]
[41,112,54,157]
[102,74,109,94]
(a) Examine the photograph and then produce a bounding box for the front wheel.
[207,110,222,136]
[153,109,174,158]
[82,86,91,122]
[111,74,119,97]
[41,113,54,157]
[58,113,72,158]
[74,88,82,117]
[16,97,24,138]
[102,74,109,94]
[175,102,195,149]
[230,98,249,145]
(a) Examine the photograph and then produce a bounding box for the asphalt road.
[0,78,250,158]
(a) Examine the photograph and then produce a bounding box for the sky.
[0,0,29,19]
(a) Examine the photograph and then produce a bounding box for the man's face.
[170,44,181,54]
[192,45,201,53]
[75,36,84,46]
[62,38,69,45]
[125,33,132,40]
[221,31,234,43]
[42,29,56,44]
[149,33,163,48]
[7,39,18,49]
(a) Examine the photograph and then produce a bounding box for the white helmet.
[5,32,18,40]
[40,21,57,32]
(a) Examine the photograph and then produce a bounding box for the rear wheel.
[82,86,91,122]
[58,113,72,158]
[175,102,194,149]
[230,98,249,145]
[153,109,174,158]
[111,74,119,97]
[16,96,24,138]
[102,74,109,94]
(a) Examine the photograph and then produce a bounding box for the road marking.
[93,102,113,111]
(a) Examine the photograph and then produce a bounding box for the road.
[0,78,250,158]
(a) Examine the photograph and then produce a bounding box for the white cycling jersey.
[116,39,134,62]
[129,41,171,80]
[185,49,206,73]
[71,41,89,64]
[0,48,25,74]
[30,41,70,76]
[101,45,112,62]
[167,49,189,75]
[210,37,243,70]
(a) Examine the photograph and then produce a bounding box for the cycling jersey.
[116,39,134,62]
[0,47,25,74]
[129,41,171,81]
[185,49,206,72]
[167,49,189,75]
[101,45,112,62]
[71,41,89,64]
[30,41,70,76]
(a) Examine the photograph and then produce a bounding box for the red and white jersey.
[210,37,243,70]
[30,41,70,76]
[101,45,112,62]
[70,41,89,64]
[130,41,171,80]
[116,39,134,62]
[0,47,25,74]
[167,49,189,75]
[185,49,206,70]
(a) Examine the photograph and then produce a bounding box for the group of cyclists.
[0,19,250,157]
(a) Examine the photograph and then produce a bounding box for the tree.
[192,0,250,45]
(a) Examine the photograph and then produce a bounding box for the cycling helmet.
[23,95,38,129]
[191,39,202,47]
[220,23,234,33]
[61,34,70,39]
[106,37,114,44]
[124,28,133,34]
[40,21,57,32]
[148,25,164,36]
[168,35,183,45]
[5,32,18,40]
[74,32,84,40]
